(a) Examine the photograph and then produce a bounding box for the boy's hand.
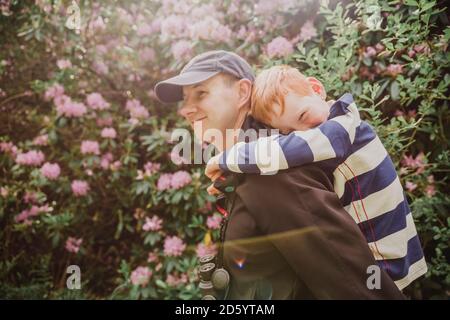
[205,154,223,195]
[205,154,222,181]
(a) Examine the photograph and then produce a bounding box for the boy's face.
[269,92,330,134]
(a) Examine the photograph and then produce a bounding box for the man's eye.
[198,91,207,98]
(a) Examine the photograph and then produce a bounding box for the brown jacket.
[216,116,405,300]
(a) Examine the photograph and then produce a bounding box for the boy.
[205,65,427,290]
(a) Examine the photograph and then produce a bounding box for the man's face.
[180,74,240,145]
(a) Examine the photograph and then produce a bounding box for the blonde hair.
[251,65,315,124]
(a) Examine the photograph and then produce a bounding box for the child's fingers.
[207,184,221,195]
[205,164,221,180]
[210,171,222,182]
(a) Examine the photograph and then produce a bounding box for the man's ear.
[306,77,326,100]
[237,78,252,109]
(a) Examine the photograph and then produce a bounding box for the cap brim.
[154,70,220,103]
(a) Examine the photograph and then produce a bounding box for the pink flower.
[0,141,18,157]
[171,40,193,61]
[14,205,38,223]
[163,236,186,257]
[23,191,38,204]
[57,59,72,69]
[137,23,155,37]
[267,36,294,58]
[170,171,192,189]
[147,252,159,263]
[65,237,83,253]
[86,92,110,110]
[130,266,152,287]
[101,127,117,139]
[16,150,45,166]
[92,61,109,75]
[386,64,403,77]
[207,214,222,230]
[196,243,217,258]
[126,99,149,120]
[189,17,232,43]
[160,15,188,40]
[71,180,90,197]
[405,181,417,192]
[143,215,163,232]
[1,187,9,198]
[166,273,188,287]
[425,185,436,197]
[157,173,173,191]
[44,83,64,101]
[143,162,161,175]
[33,134,49,146]
[40,162,61,180]
[96,116,113,127]
[110,160,121,171]
[364,46,377,58]
[81,140,100,155]
[139,48,156,62]
[298,20,317,42]
[375,43,385,52]
[55,95,87,118]
[100,152,114,170]
[402,152,425,173]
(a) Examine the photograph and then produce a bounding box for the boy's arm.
[215,105,360,175]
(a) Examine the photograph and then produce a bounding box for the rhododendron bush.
[0,0,449,299]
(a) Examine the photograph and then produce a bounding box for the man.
[155,50,405,299]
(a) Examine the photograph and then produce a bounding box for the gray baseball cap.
[154,50,255,103]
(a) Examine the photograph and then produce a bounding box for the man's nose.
[178,103,197,120]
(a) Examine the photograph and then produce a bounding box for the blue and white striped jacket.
[217,93,427,290]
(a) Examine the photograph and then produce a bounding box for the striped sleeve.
[218,102,361,175]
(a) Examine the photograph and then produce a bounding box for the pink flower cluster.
[0,141,18,157]
[266,36,294,58]
[298,20,317,42]
[157,171,192,191]
[55,95,87,118]
[16,150,45,166]
[100,152,114,170]
[71,180,90,197]
[81,140,100,155]
[15,204,51,224]
[385,64,403,77]
[33,134,49,146]
[57,59,72,69]
[166,272,188,287]
[142,215,163,232]
[40,162,61,180]
[196,243,217,258]
[101,127,117,139]
[402,152,425,173]
[130,266,152,287]
[171,40,193,61]
[206,214,222,230]
[126,99,149,120]
[44,83,65,101]
[96,116,113,127]
[163,236,186,257]
[86,92,110,110]
[65,237,83,253]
